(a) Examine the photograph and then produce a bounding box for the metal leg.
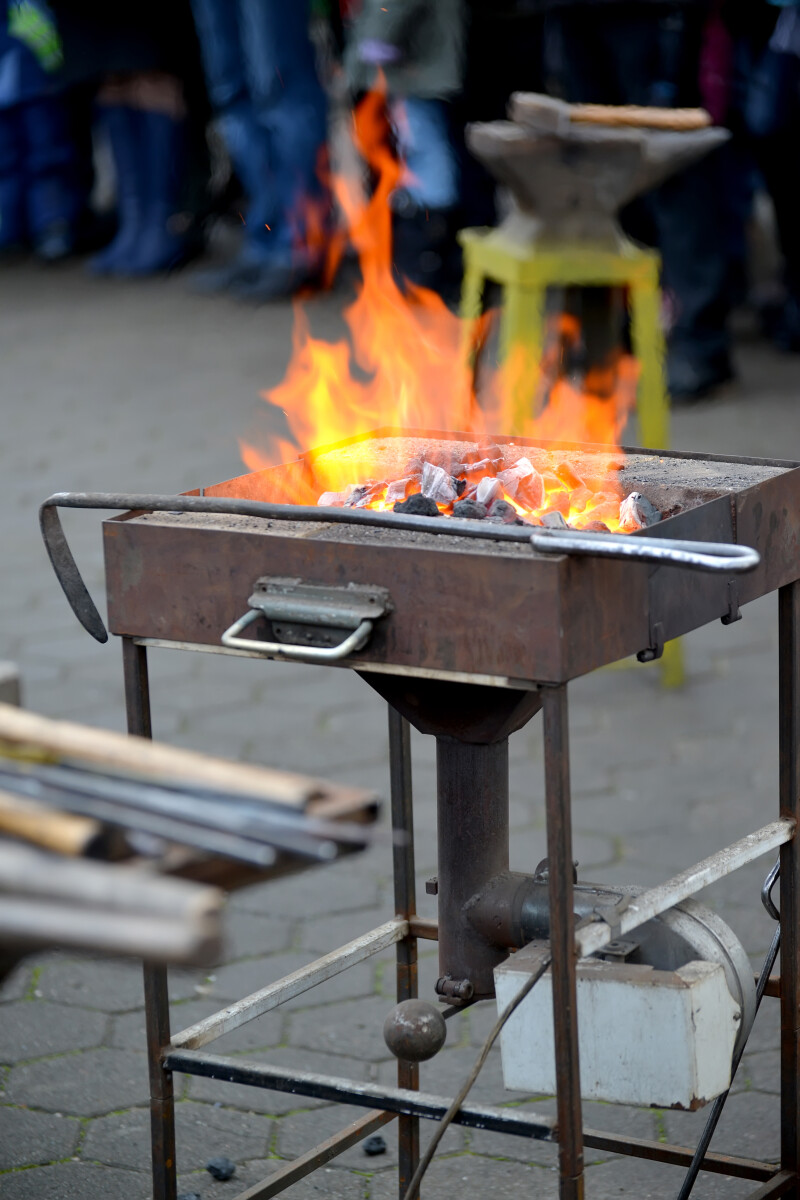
[122,638,177,1200]
[779,584,800,1196]
[389,708,420,1200]
[543,685,584,1200]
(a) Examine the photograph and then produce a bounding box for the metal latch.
[221,578,393,664]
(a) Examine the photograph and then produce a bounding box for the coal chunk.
[541,511,569,528]
[619,491,661,531]
[206,1157,236,1181]
[452,499,488,520]
[487,500,521,524]
[393,494,440,516]
[364,1135,388,1157]
[582,520,611,533]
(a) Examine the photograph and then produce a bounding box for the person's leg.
[226,0,329,297]
[748,46,800,349]
[0,105,26,252]
[19,93,81,259]
[391,96,461,297]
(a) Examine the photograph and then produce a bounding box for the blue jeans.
[0,95,80,246]
[392,97,459,211]
[190,0,328,260]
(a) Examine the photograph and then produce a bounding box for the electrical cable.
[400,953,552,1200]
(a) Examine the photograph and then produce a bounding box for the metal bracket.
[721,579,742,626]
[637,621,665,664]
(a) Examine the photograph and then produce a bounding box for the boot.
[123,110,189,275]
[87,107,142,275]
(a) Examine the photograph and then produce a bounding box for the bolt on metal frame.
[121,577,800,1200]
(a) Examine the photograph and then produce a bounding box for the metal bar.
[230,1109,396,1200]
[164,1048,560,1138]
[122,638,177,1200]
[389,708,420,1200]
[162,1048,775,1182]
[779,581,800,1194]
[581,1129,774,1182]
[743,1170,797,1199]
[577,819,795,959]
[542,684,584,1200]
[171,918,408,1050]
[409,916,438,941]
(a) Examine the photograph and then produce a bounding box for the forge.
[41,427,800,1200]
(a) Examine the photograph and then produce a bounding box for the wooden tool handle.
[569,104,712,131]
[0,790,116,858]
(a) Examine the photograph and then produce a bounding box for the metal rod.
[577,819,795,959]
[779,582,800,1193]
[171,918,408,1050]
[230,1109,396,1200]
[123,639,177,1200]
[530,528,760,574]
[389,708,420,1200]
[162,1048,775,1181]
[542,684,584,1200]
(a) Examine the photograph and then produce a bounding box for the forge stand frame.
[121,579,800,1200]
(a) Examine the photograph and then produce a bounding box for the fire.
[240,84,640,532]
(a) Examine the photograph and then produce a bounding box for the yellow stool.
[459,226,683,687]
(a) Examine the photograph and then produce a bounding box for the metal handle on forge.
[529,529,761,574]
[221,609,375,663]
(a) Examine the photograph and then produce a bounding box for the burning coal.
[316,438,661,532]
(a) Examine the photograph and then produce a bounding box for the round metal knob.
[383,999,447,1063]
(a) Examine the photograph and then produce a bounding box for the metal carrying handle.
[221,609,375,663]
[530,528,761,574]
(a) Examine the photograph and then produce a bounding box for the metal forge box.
[40,429,800,1200]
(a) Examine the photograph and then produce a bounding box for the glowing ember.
[241,82,642,531]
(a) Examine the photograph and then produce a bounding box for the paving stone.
[185,1045,371,1115]
[35,956,204,1012]
[219,911,294,962]
[5,1047,149,1116]
[288,995,396,1061]
[0,1161,145,1199]
[82,1101,273,1170]
[737,1048,781,1095]
[273,1101,464,1169]
[0,1106,80,1167]
[663,1088,780,1164]
[369,1152,560,1199]
[0,1001,107,1064]
[582,1153,756,1197]
[297,908,396,957]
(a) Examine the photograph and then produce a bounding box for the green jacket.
[346,0,466,99]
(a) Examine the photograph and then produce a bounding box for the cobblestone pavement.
[0,260,799,1198]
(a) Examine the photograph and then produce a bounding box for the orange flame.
[240,84,639,531]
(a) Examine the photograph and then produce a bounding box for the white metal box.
[494,942,741,1109]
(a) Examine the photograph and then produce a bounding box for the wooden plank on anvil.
[0,701,372,811]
